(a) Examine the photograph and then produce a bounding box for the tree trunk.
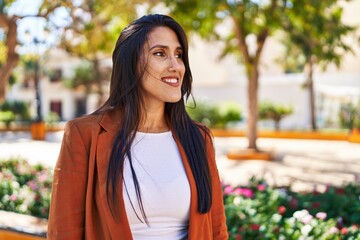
[33,60,43,122]
[307,56,317,130]
[0,16,19,101]
[275,120,280,130]
[0,56,18,101]
[247,65,259,150]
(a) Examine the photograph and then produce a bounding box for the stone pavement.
[1,131,359,192]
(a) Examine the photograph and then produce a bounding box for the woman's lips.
[161,77,180,87]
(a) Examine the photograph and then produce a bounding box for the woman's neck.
[138,104,169,133]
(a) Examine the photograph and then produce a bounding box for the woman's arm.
[47,121,89,239]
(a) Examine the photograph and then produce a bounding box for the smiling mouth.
[161,77,180,86]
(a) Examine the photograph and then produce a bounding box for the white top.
[123,131,191,240]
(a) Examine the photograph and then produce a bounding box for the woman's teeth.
[163,78,178,83]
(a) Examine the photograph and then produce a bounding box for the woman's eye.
[175,52,183,59]
[154,51,165,57]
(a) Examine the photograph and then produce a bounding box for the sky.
[8,0,71,54]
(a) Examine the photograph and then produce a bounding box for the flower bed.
[224,177,360,239]
[0,158,52,219]
[1,158,359,239]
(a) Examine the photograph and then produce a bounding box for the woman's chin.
[166,95,182,103]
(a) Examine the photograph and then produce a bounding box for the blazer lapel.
[96,109,133,239]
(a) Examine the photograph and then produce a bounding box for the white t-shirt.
[123,131,191,240]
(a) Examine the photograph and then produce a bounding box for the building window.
[49,69,62,82]
[50,100,62,120]
[75,98,87,117]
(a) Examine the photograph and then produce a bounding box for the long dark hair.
[97,14,212,222]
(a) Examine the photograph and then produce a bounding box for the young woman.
[47,14,228,240]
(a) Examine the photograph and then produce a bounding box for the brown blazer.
[47,109,228,239]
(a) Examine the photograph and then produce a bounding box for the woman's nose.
[168,56,180,71]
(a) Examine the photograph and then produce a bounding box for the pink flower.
[289,197,298,209]
[9,194,17,202]
[250,224,260,231]
[257,184,266,191]
[301,215,313,224]
[223,185,234,195]
[240,188,254,198]
[235,234,242,240]
[278,206,287,215]
[233,188,242,195]
[340,227,348,235]
[38,172,48,183]
[330,227,339,233]
[316,212,327,220]
[27,180,39,191]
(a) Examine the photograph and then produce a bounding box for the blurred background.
[0,0,359,133]
[1,0,360,239]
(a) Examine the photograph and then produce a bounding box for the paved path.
[1,131,359,192]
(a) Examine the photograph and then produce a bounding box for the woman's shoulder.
[66,107,123,133]
[66,113,103,129]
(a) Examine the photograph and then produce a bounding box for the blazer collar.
[98,107,123,132]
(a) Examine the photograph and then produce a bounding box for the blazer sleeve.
[206,134,229,240]
[47,121,89,239]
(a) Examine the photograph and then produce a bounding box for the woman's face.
[140,26,186,108]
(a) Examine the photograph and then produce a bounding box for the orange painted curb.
[349,133,360,143]
[211,129,351,141]
[227,149,273,161]
[0,230,45,240]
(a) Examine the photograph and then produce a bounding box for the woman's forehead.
[146,27,182,49]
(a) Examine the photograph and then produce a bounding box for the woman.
[47,14,228,240]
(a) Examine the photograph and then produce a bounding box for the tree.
[0,0,20,101]
[165,0,287,150]
[0,0,156,103]
[0,0,73,101]
[65,62,97,93]
[281,0,358,130]
[259,101,293,130]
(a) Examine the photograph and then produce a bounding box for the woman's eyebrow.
[149,44,183,51]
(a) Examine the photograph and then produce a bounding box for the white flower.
[301,225,313,236]
[287,217,296,226]
[19,203,28,212]
[233,196,241,205]
[293,209,309,220]
[272,213,282,222]
[11,181,20,189]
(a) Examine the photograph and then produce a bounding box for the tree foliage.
[281,0,358,130]
[63,61,97,93]
[259,101,293,130]
[339,102,360,130]
[187,100,242,129]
